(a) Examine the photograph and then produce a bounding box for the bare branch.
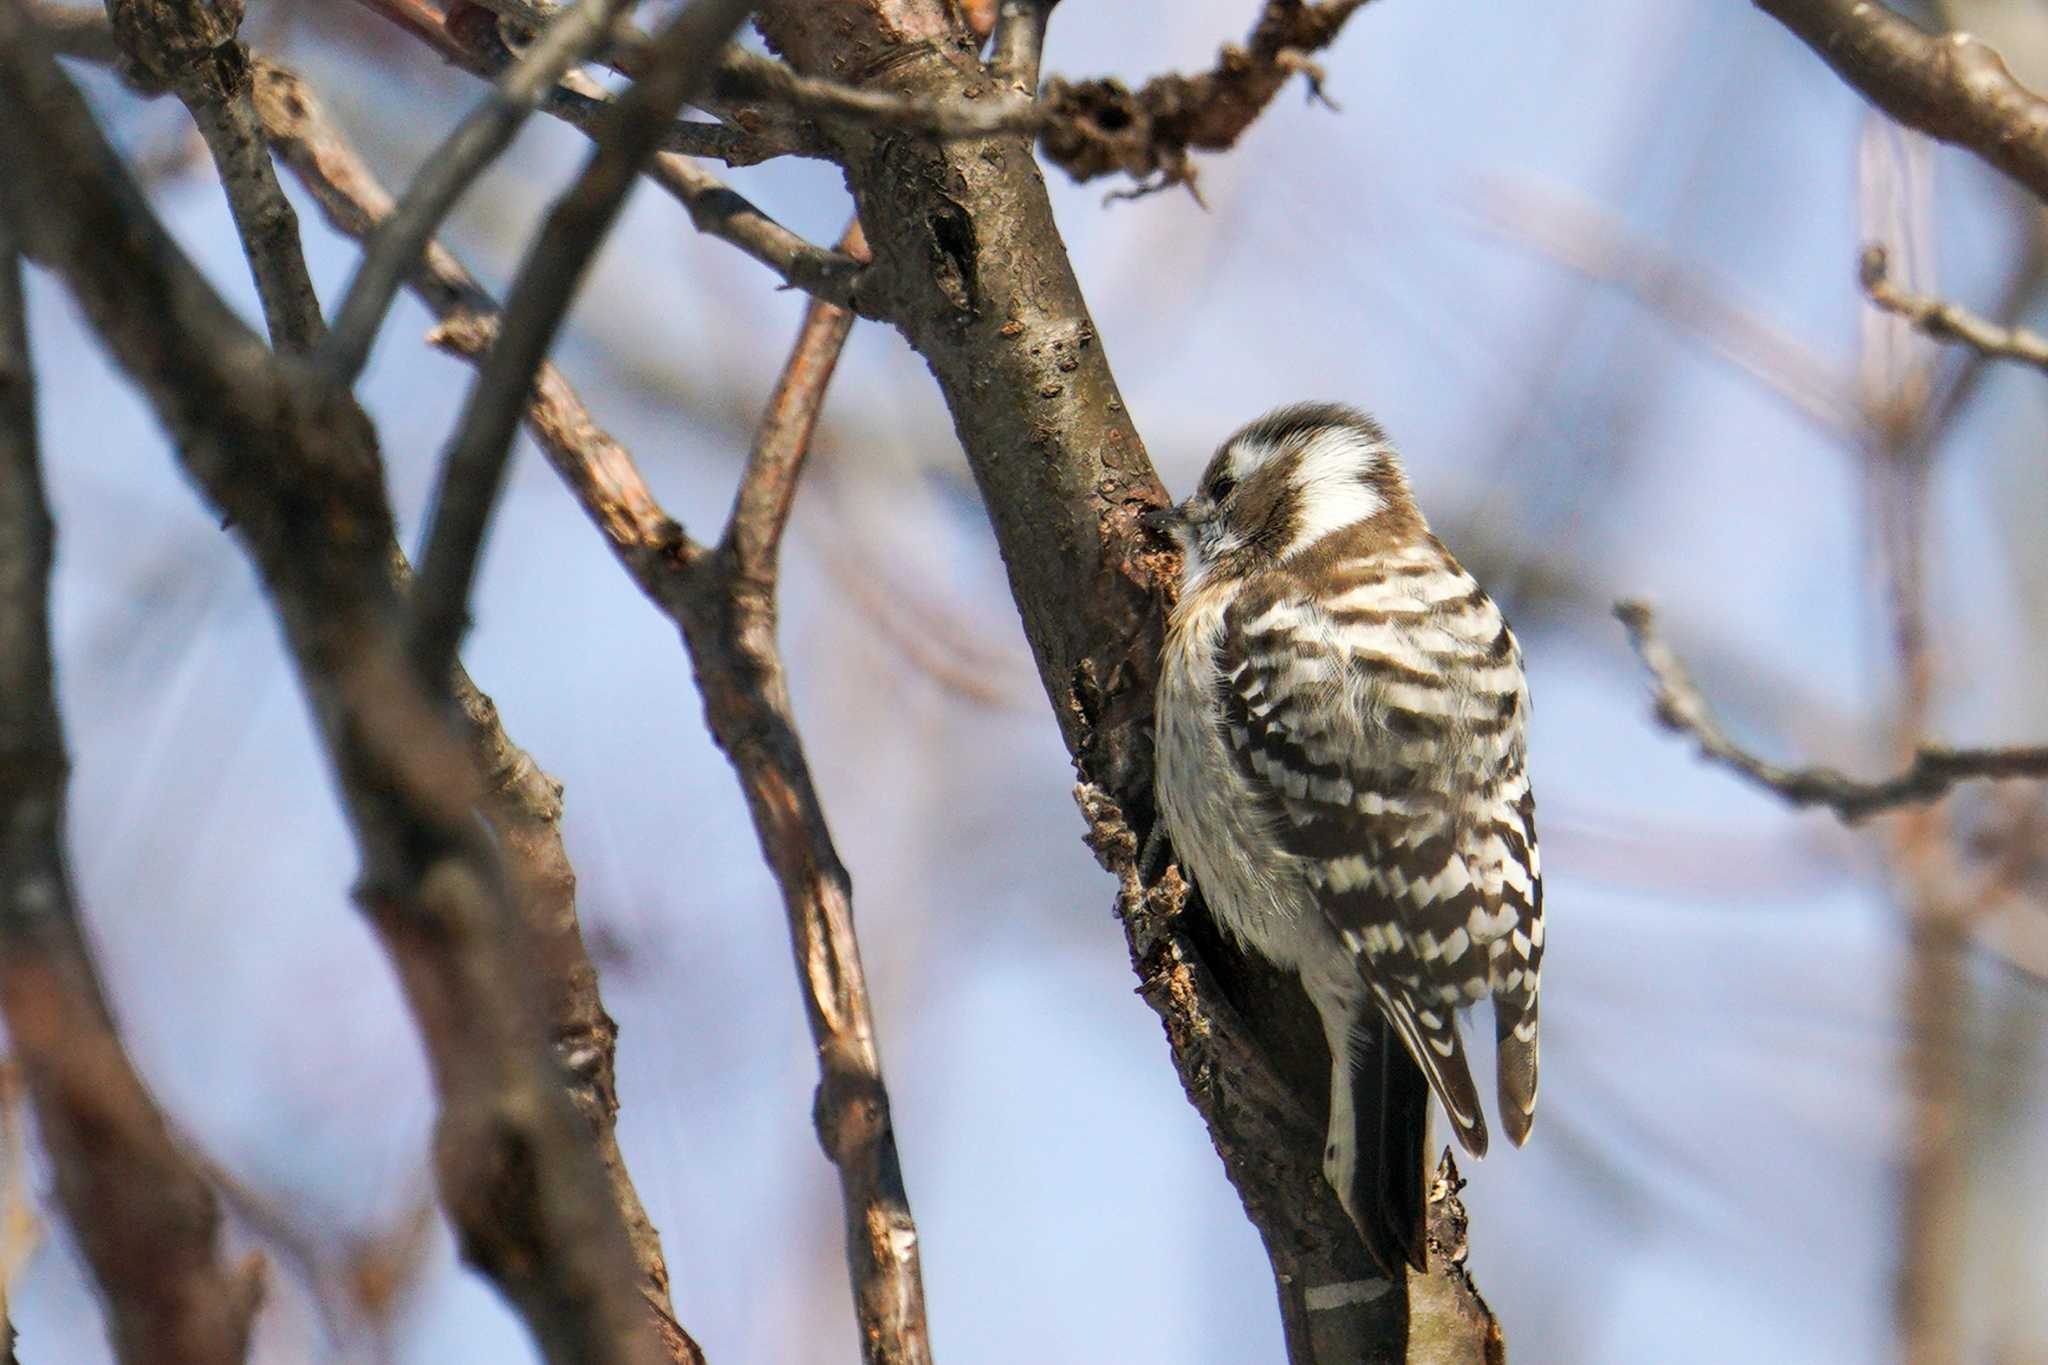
[353,0,813,164]
[0,215,264,1365]
[106,0,326,351]
[723,223,865,577]
[321,0,640,381]
[989,0,1058,91]
[406,0,758,693]
[751,4,1502,1357]
[1616,600,2048,822]
[1037,0,1377,192]
[0,24,680,1362]
[690,222,934,1365]
[1860,242,2048,373]
[1754,0,2048,204]
[714,46,1043,137]
[433,210,935,1363]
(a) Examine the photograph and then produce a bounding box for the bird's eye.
[1208,475,1237,502]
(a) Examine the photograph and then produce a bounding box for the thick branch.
[1755,0,2048,203]
[1860,243,2048,373]
[1617,600,2048,821]
[0,22,675,1363]
[0,219,263,1365]
[322,0,639,381]
[106,0,326,350]
[752,4,1496,1360]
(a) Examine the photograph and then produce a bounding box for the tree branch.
[1860,242,2048,374]
[273,31,923,1343]
[0,20,678,1362]
[0,214,264,1365]
[430,213,936,1365]
[321,0,640,381]
[35,6,873,316]
[352,0,815,164]
[106,0,326,351]
[1754,0,2048,204]
[405,0,758,692]
[749,4,1498,1359]
[1617,600,2048,821]
[1037,0,1376,194]
[989,0,1058,91]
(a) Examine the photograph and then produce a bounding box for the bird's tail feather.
[1342,1022,1431,1277]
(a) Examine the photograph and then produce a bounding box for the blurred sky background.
[6,0,2048,1361]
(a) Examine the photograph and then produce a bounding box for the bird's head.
[1142,402,1419,585]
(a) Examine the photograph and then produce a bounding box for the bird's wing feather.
[1216,581,1500,1157]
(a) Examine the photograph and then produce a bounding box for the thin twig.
[989,0,1059,91]
[1616,600,2048,822]
[1754,0,2048,204]
[554,71,874,311]
[352,0,809,164]
[714,46,1043,137]
[106,0,326,350]
[1860,242,2048,375]
[0,214,264,1365]
[321,0,640,381]
[399,0,1043,141]
[722,224,865,576]
[34,10,869,315]
[406,0,758,693]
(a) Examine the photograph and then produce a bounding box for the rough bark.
[755,4,1502,1358]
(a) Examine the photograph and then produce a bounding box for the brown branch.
[752,5,1497,1360]
[693,223,933,1365]
[0,217,263,1365]
[1037,0,1376,193]
[106,0,326,351]
[0,21,676,1364]
[1860,242,2048,373]
[224,61,696,1359]
[39,5,870,317]
[405,0,758,692]
[1616,600,2048,821]
[430,214,935,1364]
[321,0,641,381]
[1755,0,2048,204]
[353,0,812,164]
[41,35,682,1327]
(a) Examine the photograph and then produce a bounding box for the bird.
[1145,402,1542,1277]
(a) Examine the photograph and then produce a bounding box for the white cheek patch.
[1277,428,1389,558]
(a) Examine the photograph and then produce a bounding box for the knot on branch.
[812,1050,892,1166]
[1036,0,1367,196]
[108,0,248,99]
[436,1089,549,1278]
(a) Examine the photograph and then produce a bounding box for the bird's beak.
[1139,503,1187,538]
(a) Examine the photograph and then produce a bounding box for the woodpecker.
[1146,403,1542,1276]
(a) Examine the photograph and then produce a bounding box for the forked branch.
[1618,600,2048,821]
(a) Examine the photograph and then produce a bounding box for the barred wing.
[1218,570,1544,1155]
